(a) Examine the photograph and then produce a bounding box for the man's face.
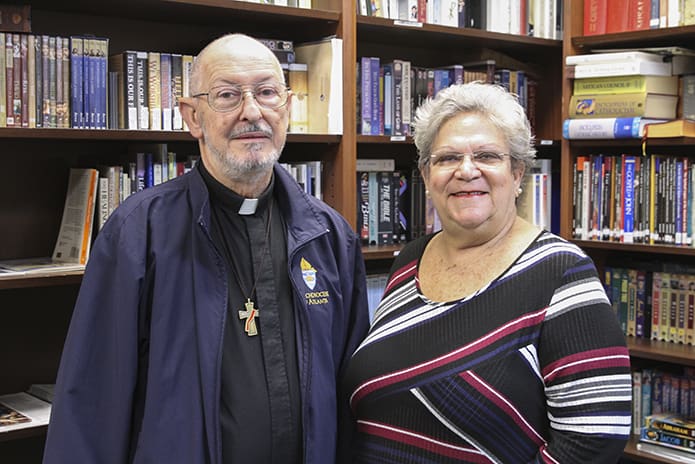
[192,42,290,185]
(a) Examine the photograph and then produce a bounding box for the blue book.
[623,155,636,243]
[562,117,667,139]
[70,36,83,128]
[360,56,372,135]
[382,63,393,135]
[145,153,154,188]
[675,158,684,245]
[369,56,380,135]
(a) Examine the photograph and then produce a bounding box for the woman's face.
[423,111,523,235]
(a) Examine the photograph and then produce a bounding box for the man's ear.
[180,98,203,139]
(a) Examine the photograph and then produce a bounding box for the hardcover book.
[568,93,678,119]
[643,119,695,138]
[0,393,50,433]
[573,75,678,96]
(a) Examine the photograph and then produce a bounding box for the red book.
[628,0,650,30]
[606,0,630,33]
[584,0,607,35]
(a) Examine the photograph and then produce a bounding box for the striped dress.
[343,231,632,463]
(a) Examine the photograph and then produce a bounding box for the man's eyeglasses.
[429,151,511,171]
[192,84,290,112]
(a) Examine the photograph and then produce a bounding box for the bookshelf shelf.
[357,15,562,59]
[0,426,49,444]
[627,338,695,367]
[362,244,404,261]
[623,435,690,464]
[572,24,695,51]
[0,273,84,291]
[563,2,695,462]
[0,128,341,144]
[571,240,695,257]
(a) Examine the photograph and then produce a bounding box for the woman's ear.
[179,98,203,139]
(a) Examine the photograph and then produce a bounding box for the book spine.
[623,155,636,243]
[378,171,393,245]
[136,51,149,130]
[563,117,643,139]
[574,60,671,78]
[148,51,161,130]
[0,33,5,127]
[160,52,172,131]
[125,52,138,129]
[392,60,403,136]
[171,53,183,130]
[41,35,49,128]
[360,56,371,135]
[70,37,83,128]
[584,0,607,35]
[62,37,72,128]
[27,34,35,128]
[12,34,22,127]
[54,36,63,128]
[370,56,380,135]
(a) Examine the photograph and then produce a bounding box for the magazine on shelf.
[0,392,51,433]
[0,168,97,279]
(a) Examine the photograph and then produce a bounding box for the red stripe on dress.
[351,308,547,407]
[384,260,418,295]
[542,347,630,382]
[358,420,491,463]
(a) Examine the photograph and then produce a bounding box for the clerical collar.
[198,160,275,215]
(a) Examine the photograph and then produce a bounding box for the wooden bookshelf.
[0,1,565,462]
[563,1,695,462]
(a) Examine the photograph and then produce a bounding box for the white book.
[566,51,666,66]
[0,392,51,433]
[52,168,99,265]
[574,60,672,78]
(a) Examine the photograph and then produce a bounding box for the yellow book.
[643,119,695,138]
[573,75,678,96]
[148,51,161,130]
[569,92,678,119]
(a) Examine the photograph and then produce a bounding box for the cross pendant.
[238,298,259,336]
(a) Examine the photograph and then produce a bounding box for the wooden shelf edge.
[627,337,695,367]
[624,435,695,464]
[571,239,695,256]
[164,0,340,20]
[0,128,340,144]
[0,425,48,443]
[357,15,561,48]
[362,244,404,260]
[0,272,83,290]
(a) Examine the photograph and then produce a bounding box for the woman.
[343,83,632,463]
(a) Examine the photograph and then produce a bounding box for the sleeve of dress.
[534,254,632,464]
[43,221,146,464]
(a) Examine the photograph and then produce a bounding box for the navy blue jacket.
[43,164,369,464]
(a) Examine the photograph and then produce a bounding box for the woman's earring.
[516,187,523,198]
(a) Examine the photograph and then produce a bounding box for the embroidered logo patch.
[300,257,317,290]
[301,257,330,305]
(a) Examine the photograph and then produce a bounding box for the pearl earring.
[516,187,523,197]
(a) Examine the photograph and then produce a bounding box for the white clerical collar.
[238,198,259,215]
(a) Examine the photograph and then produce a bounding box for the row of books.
[603,266,695,343]
[0,30,343,134]
[572,153,695,246]
[357,57,537,137]
[1,32,77,129]
[358,0,562,39]
[584,0,695,36]
[356,158,556,250]
[279,161,323,201]
[632,368,695,435]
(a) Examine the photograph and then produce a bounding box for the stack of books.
[563,51,679,140]
[639,413,695,463]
